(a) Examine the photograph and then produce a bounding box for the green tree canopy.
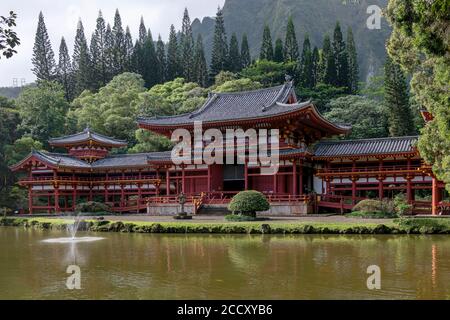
[241,60,296,87]
[324,95,388,139]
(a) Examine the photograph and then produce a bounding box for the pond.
[0,227,449,299]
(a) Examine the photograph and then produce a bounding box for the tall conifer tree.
[32,11,56,81]
[274,38,284,63]
[332,22,349,89]
[346,27,359,94]
[72,19,91,95]
[300,35,313,88]
[112,9,126,74]
[384,57,415,137]
[240,34,251,69]
[124,26,134,71]
[284,16,299,62]
[167,24,180,81]
[180,8,195,82]
[210,7,228,80]
[56,37,73,101]
[228,33,241,72]
[104,23,114,82]
[322,35,336,85]
[260,25,274,61]
[194,35,208,87]
[90,11,108,88]
[142,29,158,88]
[311,46,320,87]
[156,35,166,84]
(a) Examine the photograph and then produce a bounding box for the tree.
[324,95,388,139]
[142,29,158,88]
[346,27,359,94]
[72,20,91,95]
[104,23,114,82]
[0,11,20,59]
[180,8,195,82]
[4,137,43,166]
[210,7,228,80]
[384,56,416,137]
[299,35,313,88]
[32,12,55,81]
[386,0,450,191]
[156,35,166,84]
[260,25,273,61]
[311,46,320,87]
[214,78,262,93]
[16,81,69,143]
[166,24,180,81]
[90,11,108,88]
[132,17,147,77]
[321,35,336,85]
[284,16,299,62]
[69,72,146,143]
[193,35,208,87]
[332,22,349,89]
[112,9,126,74]
[241,60,297,87]
[296,83,347,113]
[56,37,73,101]
[124,26,134,71]
[240,34,251,68]
[228,33,241,72]
[273,38,284,63]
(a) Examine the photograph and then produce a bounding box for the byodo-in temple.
[10,82,448,215]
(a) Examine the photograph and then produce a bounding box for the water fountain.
[42,213,104,244]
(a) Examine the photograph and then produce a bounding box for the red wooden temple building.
[10,82,447,215]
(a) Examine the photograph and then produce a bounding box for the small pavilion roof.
[313,136,419,159]
[49,127,127,148]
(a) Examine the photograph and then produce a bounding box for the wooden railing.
[316,165,421,176]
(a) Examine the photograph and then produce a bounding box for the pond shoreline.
[1,217,450,235]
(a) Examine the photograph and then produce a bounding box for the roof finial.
[285,74,292,83]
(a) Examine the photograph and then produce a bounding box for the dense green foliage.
[386,0,450,192]
[228,191,270,217]
[75,201,112,213]
[31,12,55,81]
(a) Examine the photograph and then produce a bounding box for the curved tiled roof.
[313,136,419,158]
[49,128,127,147]
[138,82,301,126]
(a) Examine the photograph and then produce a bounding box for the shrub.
[393,193,412,215]
[75,201,112,213]
[228,191,270,217]
[352,199,383,213]
[351,199,397,218]
[225,214,257,222]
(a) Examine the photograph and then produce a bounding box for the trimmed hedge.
[228,191,270,217]
[75,201,111,213]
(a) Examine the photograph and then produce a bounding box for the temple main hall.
[10,82,447,215]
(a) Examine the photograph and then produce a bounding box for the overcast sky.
[0,0,225,87]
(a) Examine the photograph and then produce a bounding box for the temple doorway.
[223,164,245,192]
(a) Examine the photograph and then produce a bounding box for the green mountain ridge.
[192,0,390,81]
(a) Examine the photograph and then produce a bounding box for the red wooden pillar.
[406,177,413,203]
[292,159,297,195]
[244,158,249,190]
[181,165,186,194]
[166,168,170,196]
[207,166,212,192]
[155,168,160,196]
[432,177,441,216]
[299,162,304,195]
[378,159,384,199]
[28,186,33,214]
[54,186,60,213]
[273,172,277,194]
[120,184,125,208]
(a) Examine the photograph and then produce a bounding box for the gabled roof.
[313,136,419,159]
[138,82,299,127]
[9,150,92,171]
[49,127,127,148]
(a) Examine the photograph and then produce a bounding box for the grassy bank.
[1,217,450,234]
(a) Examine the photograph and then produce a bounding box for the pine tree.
[104,23,114,82]
[138,16,147,43]
[284,16,299,62]
[89,33,100,89]
[132,17,147,77]
[180,8,195,82]
[210,7,228,80]
[32,11,56,81]
[124,26,134,71]
[56,37,73,101]
[194,34,208,87]
[384,57,415,137]
[346,27,359,94]
[332,22,349,89]
[156,35,166,84]
[274,38,284,63]
[260,25,274,61]
[322,35,336,85]
[228,33,241,72]
[299,35,313,88]
[112,9,126,74]
[311,46,320,87]
[90,11,108,88]
[167,24,180,81]
[142,29,158,88]
[72,19,91,95]
[240,34,251,69]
